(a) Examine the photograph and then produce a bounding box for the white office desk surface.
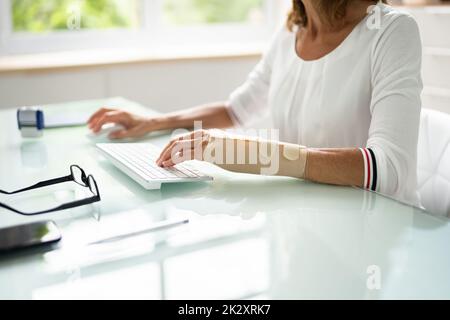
[0,98,449,300]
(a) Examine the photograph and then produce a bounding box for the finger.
[90,111,119,132]
[161,152,181,168]
[157,135,183,161]
[162,158,176,168]
[156,134,191,164]
[156,139,178,166]
[87,107,115,126]
[108,129,131,140]
[158,139,196,166]
[90,110,123,131]
[162,148,194,167]
[157,139,194,166]
[156,130,207,163]
[108,125,146,140]
[162,137,208,167]
[91,112,124,133]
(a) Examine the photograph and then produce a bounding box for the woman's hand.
[156,130,212,167]
[87,108,158,139]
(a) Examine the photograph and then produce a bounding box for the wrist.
[276,144,309,179]
[146,116,168,131]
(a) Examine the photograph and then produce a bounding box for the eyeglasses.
[0,165,101,216]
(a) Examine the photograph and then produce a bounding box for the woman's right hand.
[87,108,160,139]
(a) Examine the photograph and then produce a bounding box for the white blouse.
[227,4,423,205]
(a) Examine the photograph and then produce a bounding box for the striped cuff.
[360,148,378,192]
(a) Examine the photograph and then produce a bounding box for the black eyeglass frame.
[0,165,101,216]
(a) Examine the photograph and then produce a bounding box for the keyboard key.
[98,143,210,182]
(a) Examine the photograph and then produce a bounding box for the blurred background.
[0,0,449,115]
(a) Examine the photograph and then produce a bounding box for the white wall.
[405,7,450,114]
[0,56,260,112]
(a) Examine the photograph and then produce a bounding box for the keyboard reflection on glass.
[97,143,213,190]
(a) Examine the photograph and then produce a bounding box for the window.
[162,0,265,26]
[0,0,286,56]
[12,0,140,32]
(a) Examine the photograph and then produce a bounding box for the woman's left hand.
[156,130,212,167]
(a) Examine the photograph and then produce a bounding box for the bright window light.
[11,0,141,32]
[162,0,265,26]
[0,0,286,55]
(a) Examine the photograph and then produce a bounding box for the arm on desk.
[87,102,234,139]
[155,130,366,188]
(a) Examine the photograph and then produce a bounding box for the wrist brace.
[203,131,308,178]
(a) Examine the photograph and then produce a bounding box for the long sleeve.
[227,30,280,126]
[367,15,423,205]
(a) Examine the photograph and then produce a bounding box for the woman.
[88,0,422,205]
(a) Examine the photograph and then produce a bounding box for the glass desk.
[0,98,449,300]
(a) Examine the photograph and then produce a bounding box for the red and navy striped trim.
[360,148,378,192]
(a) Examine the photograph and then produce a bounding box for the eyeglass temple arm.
[0,175,73,195]
[0,195,100,216]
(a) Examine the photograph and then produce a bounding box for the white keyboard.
[97,143,213,190]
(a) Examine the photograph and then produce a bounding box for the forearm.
[158,131,366,190]
[153,102,234,131]
[305,149,364,187]
[206,135,364,188]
